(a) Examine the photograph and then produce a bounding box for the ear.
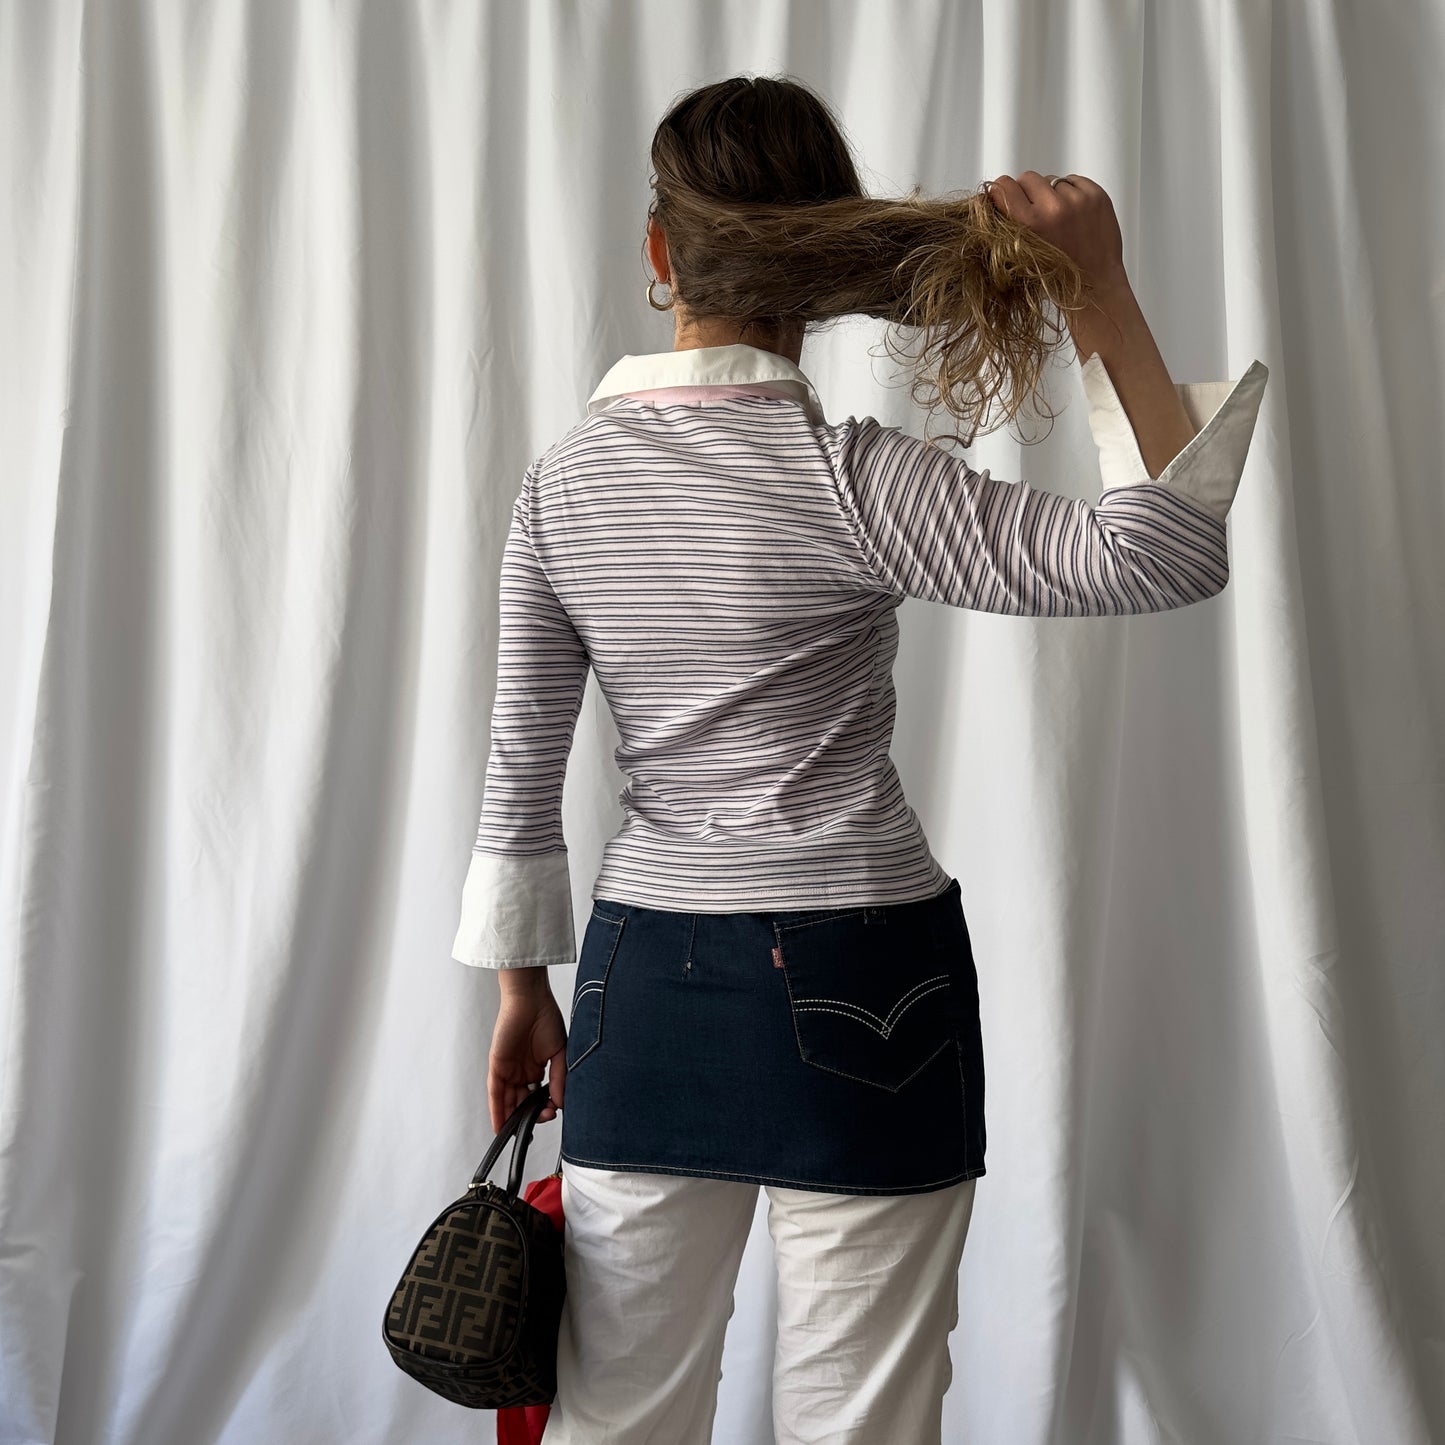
[645,216,669,281]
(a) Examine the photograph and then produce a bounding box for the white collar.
[586,342,826,425]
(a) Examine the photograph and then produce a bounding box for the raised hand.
[984,171,1127,290]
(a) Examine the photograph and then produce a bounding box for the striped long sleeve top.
[453,342,1269,968]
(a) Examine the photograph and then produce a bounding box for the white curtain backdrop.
[3,2,1442,1441]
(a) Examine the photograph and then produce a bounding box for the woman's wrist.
[498,965,554,1001]
[1066,268,1137,350]
[1064,274,1197,479]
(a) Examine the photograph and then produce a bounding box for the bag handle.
[469,1085,554,1199]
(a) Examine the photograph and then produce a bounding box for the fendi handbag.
[382,1085,566,1409]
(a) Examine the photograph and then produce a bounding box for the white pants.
[542,1162,979,1445]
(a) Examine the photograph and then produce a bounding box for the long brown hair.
[646,74,1095,449]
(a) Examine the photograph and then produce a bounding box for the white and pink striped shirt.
[453,343,1269,968]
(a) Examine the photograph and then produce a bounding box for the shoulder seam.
[817,414,903,599]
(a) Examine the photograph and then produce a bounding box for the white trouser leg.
[766,1176,979,1445]
[544,1162,758,1445]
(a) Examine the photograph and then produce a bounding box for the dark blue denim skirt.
[558,875,986,1196]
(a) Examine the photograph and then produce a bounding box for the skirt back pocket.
[567,904,627,1070]
[772,897,958,1093]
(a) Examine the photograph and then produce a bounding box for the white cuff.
[1079,351,1270,520]
[450,849,578,968]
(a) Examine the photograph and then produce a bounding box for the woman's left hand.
[985,171,1128,291]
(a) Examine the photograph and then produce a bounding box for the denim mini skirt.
[558,875,986,1196]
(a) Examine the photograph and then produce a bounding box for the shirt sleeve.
[452,464,589,969]
[823,351,1269,615]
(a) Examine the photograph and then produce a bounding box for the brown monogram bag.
[382,1086,566,1408]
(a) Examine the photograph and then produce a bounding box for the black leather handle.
[470,1085,554,1199]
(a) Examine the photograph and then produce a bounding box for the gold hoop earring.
[646,277,674,311]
